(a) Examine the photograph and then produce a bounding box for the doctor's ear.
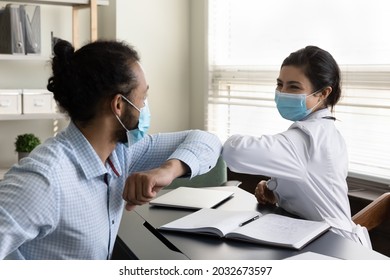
[320,86,332,99]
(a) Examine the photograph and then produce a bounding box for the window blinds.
[207,0,390,184]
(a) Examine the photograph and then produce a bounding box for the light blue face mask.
[274,90,321,121]
[115,95,151,146]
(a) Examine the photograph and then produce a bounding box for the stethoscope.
[266,178,278,191]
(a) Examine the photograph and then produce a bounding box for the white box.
[0,89,22,114]
[22,89,56,114]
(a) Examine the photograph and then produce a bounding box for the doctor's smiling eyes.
[276,79,304,93]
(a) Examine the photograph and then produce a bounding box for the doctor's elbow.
[222,141,240,167]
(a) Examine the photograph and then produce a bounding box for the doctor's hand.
[122,159,189,211]
[255,180,277,205]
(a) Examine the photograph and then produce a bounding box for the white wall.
[189,0,207,129]
[99,0,191,133]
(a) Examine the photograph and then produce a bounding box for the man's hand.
[122,159,189,211]
[254,180,277,205]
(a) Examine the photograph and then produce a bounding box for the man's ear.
[111,94,123,116]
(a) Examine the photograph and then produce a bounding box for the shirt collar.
[303,108,332,121]
[65,122,117,180]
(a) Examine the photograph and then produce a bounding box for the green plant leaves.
[14,133,41,153]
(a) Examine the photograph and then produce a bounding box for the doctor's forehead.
[278,66,310,84]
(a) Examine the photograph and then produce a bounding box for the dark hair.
[281,46,341,111]
[47,39,140,122]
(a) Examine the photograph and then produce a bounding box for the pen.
[239,215,260,227]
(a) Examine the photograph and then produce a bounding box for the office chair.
[165,157,239,189]
[352,192,390,231]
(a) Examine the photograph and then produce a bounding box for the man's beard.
[117,128,127,144]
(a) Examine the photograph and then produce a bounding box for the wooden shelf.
[0,113,66,120]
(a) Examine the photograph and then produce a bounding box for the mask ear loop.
[111,94,130,132]
[120,94,141,112]
[310,87,336,120]
[114,114,130,132]
[114,94,140,132]
[308,87,328,110]
[308,87,324,98]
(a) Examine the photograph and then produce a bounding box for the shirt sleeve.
[222,128,310,181]
[0,163,58,259]
[128,130,222,178]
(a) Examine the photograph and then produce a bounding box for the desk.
[117,186,389,260]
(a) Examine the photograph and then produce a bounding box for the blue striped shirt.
[0,122,222,259]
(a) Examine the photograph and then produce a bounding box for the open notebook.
[149,187,235,209]
[159,208,330,250]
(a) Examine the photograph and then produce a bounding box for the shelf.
[0,54,50,61]
[0,113,66,120]
[0,0,109,6]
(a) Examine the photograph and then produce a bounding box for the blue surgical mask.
[115,95,151,146]
[274,90,320,121]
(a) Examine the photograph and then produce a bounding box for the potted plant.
[14,133,41,161]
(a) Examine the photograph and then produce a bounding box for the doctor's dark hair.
[47,39,140,122]
[281,46,341,112]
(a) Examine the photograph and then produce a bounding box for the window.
[208,0,390,184]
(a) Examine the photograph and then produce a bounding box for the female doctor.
[222,46,371,248]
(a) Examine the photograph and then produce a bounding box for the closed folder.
[20,5,41,54]
[0,4,25,54]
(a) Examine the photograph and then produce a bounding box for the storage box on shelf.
[0,89,64,120]
[22,89,57,114]
[0,89,22,114]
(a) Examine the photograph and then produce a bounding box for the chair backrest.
[227,168,270,194]
[352,192,390,231]
[165,157,227,189]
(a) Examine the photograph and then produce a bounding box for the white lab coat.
[222,108,372,248]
